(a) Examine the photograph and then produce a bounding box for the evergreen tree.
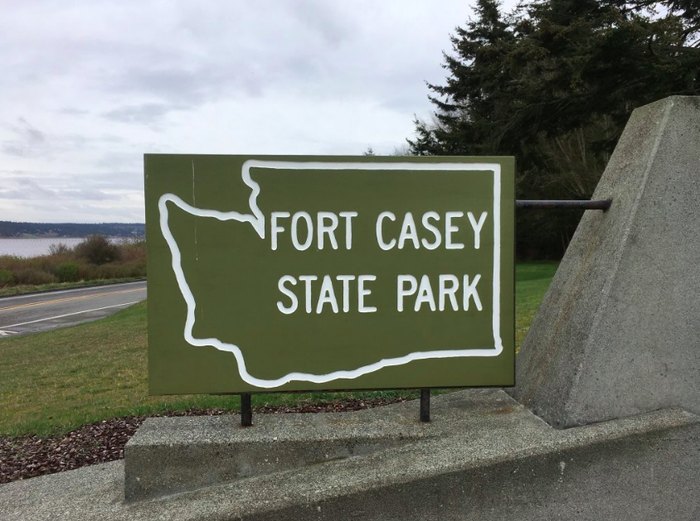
[411,0,516,156]
[410,0,700,257]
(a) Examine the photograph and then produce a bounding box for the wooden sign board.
[145,155,514,393]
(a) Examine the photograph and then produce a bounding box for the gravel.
[0,397,407,484]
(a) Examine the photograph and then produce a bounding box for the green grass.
[514,262,558,350]
[0,262,557,437]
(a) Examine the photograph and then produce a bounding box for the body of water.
[0,238,128,257]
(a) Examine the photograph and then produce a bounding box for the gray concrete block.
[511,96,700,428]
[1,390,698,520]
[124,404,429,501]
[123,390,527,501]
[251,415,700,521]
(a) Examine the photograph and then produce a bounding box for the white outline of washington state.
[158,159,504,389]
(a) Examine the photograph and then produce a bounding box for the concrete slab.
[124,390,527,501]
[2,390,698,520]
[124,401,429,501]
[511,96,700,427]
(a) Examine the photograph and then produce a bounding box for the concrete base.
[2,390,699,520]
[124,403,431,501]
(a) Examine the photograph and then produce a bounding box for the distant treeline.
[0,221,145,238]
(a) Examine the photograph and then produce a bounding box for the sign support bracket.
[516,199,611,210]
[420,388,431,422]
[240,393,252,427]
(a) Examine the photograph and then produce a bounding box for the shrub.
[54,262,80,282]
[0,237,146,289]
[48,243,72,256]
[0,269,14,287]
[75,235,121,265]
[13,268,57,285]
[119,239,147,263]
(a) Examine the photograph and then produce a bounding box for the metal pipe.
[420,389,431,423]
[516,199,612,210]
[240,393,252,427]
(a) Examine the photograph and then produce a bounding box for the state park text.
[270,209,488,315]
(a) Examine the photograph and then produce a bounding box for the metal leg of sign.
[420,388,431,422]
[240,393,252,427]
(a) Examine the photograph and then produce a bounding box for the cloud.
[288,0,353,47]
[0,0,518,223]
[0,175,117,202]
[102,102,185,123]
[2,118,46,157]
[107,66,223,106]
[58,107,90,116]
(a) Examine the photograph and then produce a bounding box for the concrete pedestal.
[125,404,426,501]
[1,390,698,520]
[511,96,700,427]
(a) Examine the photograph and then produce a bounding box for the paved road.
[0,281,146,337]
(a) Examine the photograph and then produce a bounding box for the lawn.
[0,262,557,436]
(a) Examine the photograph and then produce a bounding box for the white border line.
[158,160,503,388]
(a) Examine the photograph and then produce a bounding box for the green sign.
[145,155,514,393]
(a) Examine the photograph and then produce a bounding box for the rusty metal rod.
[240,393,252,427]
[420,389,431,423]
[516,199,612,210]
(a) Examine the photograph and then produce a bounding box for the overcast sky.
[0,1,517,224]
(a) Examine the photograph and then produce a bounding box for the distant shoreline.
[0,234,144,239]
[0,221,145,239]
[0,237,142,257]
